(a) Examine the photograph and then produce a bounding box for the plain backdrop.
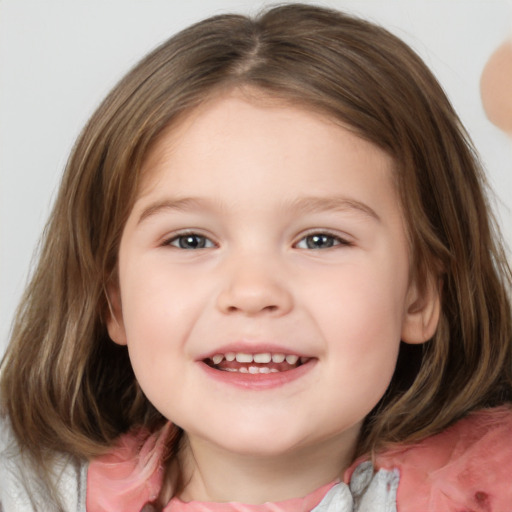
[1,0,511,353]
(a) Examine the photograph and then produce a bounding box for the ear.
[105,281,128,346]
[401,275,441,344]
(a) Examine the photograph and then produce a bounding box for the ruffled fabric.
[87,423,171,511]
[347,406,512,511]
[87,424,337,512]
[87,407,512,511]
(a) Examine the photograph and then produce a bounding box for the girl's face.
[108,91,438,467]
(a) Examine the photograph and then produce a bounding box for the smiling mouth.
[204,352,312,374]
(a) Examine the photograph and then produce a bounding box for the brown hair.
[2,1,511,500]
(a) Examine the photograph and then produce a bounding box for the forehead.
[138,89,396,199]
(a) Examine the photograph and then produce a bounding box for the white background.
[1,0,511,353]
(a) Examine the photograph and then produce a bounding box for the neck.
[176,430,358,504]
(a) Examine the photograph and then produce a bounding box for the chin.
[201,419,317,458]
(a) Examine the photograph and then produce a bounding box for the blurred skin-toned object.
[481,38,512,135]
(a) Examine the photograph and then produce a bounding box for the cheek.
[120,257,198,335]
[117,256,217,390]
[309,258,408,371]
[315,258,406,327]
[117,263,183,373]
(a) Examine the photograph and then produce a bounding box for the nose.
[216,255,293,316]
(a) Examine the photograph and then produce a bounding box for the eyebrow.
[288,196,381,222]
[137,197,210,225]
[137,195,381,225]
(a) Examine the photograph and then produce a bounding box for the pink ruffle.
[88,407,512,511]
[347,406,512,511]
[87,423,171,512]
[87,421,336,512]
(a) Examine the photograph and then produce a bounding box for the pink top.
[88,407,512,512]
[87,422,336,512]
[87,424,169,511]
[345,405,512,511]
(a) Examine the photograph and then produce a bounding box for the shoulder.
[370,406,512,511]
[0,416,87,512]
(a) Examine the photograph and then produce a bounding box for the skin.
[481,38,512,134]
[107,90,439,504]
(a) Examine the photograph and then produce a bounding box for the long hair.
[2,1,511,495]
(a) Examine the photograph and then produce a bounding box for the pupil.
[180,235,204,249]
[308,234,332,249]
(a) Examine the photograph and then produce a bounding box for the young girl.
[1,4,512,511]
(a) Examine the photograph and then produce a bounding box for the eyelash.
[163,231,351,250]
[164,232,216,250]
[295,232,351,250]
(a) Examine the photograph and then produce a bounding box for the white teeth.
[224,366,277,374]
[225,366,279,374]
[253,353,272,363]
[235,353,253,363]
[212,354,224,365]
[211,351,304,367]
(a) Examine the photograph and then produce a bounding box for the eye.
[295,233,348,250]
[166,233,215,249]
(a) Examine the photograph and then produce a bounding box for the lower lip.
[198,359,317,390]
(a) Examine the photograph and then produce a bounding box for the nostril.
[226,304,279,314]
